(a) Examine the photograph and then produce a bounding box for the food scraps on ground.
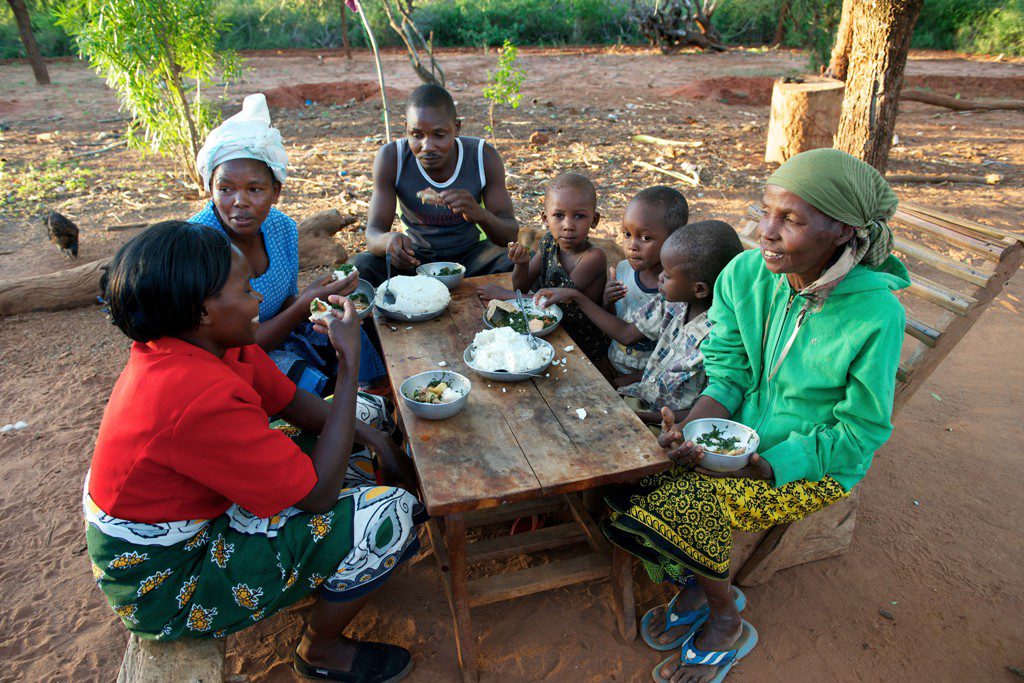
[416,187,446,206]
[486,299,557,334]
[694,425,747,455]
[406,377,462,404]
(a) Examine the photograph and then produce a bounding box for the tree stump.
[118,634,225,683]
[764,76,846,165]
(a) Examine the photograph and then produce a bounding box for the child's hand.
[603,266,627,307]
[533,287,577,308]
[507,241,530,265]
[477,282,513,303]
[301,272,357,306]
[657,406,683,450]
[313,296,361,371]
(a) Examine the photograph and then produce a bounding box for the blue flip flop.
[640,585,747,651]
[651,619,759,683]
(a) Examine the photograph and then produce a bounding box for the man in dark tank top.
[349,85,519,286]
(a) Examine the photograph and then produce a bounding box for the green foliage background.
[3,0,1023,60]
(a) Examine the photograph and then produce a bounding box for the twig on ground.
[69,138,127,159]
[902,90,1024,111]
[632,134,704,148]
[634,159,700,186]
[887,172,1002,186]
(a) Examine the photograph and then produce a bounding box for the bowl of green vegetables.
[416,262,465,290]
[681,419,759,472]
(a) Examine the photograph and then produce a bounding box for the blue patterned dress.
[189,202,385,392]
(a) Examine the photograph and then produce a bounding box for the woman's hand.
[696,453,775,482]
[385,231,420,270]
[533,287,577,308]
[312,295,361,371]
[603,266,627,307]
[300,272,358,306]
[507,241,530,265]
[476,282,513,304]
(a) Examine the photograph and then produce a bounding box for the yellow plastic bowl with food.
[399,370,471,420]
[682,418,760,472]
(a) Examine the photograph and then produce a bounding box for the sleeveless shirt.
[394,136,487,254]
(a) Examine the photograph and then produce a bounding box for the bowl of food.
[682,419,760,473]
[483,298,563,337]
[348,278,375,320]
[399,370,471,420]
[463,327,554,382]
[416,261,466,290]
[374,275,451,322]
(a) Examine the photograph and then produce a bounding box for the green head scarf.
[767,148,898,267]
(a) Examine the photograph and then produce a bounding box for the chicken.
[45,211,79,259]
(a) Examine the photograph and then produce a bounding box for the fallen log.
[902,89,1024,111]
[887,172,1002,186]
[0,258,108,316]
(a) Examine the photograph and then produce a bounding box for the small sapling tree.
[482,40,526,135]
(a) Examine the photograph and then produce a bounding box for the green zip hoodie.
[701,249,910,491]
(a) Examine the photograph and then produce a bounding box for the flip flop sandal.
[509,514,546,535]
[651,619,758,683]
[293,642,414,683]
[641,584,748,651]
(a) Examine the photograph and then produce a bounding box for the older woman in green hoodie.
[603,149,909,683]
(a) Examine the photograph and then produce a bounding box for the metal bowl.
[416,261,465,290]
[682,418,760,473]
[463,337,554,382]
[482,299,563,338]
[373,277,450,322]
[399,370,471,420]
[350,278,375,321]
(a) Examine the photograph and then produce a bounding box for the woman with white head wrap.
[190,94,386,393]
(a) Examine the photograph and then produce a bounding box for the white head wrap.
[196,93,288,190]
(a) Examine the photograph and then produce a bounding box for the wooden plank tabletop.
[374,273,669,516]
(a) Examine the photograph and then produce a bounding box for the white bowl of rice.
[463,327,554,382]
[374,275,451,322]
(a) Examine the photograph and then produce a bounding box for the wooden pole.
[340,0,353,60]
[833,0,925,173]
[355,2,391,143]
[6,0,50,85]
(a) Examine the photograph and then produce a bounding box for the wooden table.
[373,274,668,681]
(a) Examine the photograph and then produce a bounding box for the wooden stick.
[105,223,147,232]
[894,209,1006,262]
[902,89,1024,111]
[907,273,975,315]
[632,134,703,148]
[69,138,127,159]
[634,159,700,186]
[887,172,1002,186]
[900,200,1024,245]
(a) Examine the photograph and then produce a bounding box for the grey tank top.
[395,136,487,255]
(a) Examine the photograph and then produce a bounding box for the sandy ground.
[1,47,1022,681]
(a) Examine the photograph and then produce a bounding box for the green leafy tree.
[482,39,526,135]
[57,0,240,187]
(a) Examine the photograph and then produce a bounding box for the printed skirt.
[85,396,421,640]
[604,469,848,582]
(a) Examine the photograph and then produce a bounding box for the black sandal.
[293,642,413,682]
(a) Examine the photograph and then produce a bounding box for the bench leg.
[610,544,637,642]
[446,513,478,682]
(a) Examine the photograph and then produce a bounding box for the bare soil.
[1,46,1022,681]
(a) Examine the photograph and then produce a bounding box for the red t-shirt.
[89,337,315,522]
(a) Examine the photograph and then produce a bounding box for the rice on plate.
[375,275,450,314]
[469,327,552,373]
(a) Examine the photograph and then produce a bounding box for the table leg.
[610,543,637,642]
[446,513,478,682]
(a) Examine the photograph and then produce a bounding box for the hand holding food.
[439,188,486,223]
[301,271,357,305]
[311,295,361,369]
[533,287,578,308]
[507,241,530,265]
[416,187,446,206]
[603,266,627,307]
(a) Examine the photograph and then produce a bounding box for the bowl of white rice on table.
[374,275,451,322]
[463,327,554,382]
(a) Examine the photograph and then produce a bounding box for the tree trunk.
[824,0,855,80]
[770,0,790,48]
[6,0,50,85]
[764,76,846,164]
[340,0,352,59]
[834,0,924,173]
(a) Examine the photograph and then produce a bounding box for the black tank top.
[394,136,487,255]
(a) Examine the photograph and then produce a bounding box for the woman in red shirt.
[87,221,421,682]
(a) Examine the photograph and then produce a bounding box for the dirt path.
[1,47,1022,681]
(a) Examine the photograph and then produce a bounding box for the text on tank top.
[394,136,487,254]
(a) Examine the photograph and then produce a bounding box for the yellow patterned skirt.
[603,469,848,582]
